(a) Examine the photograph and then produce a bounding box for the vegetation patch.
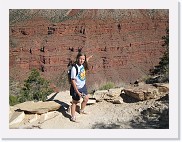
[9,69,54,106]
[99,82,115,90]
[146,28,169,84]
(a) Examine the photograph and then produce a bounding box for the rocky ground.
[9,83,169,129]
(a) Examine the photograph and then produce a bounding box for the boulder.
[123,88,156,101]
[124,89,145,101]
[107,88,123,98]
[14,101,61,114]
[123,83,169,101]
[152,83,169,96]
[93,90,109,101]
[93,88,125,102]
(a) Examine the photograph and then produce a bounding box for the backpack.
[67,64,78,84]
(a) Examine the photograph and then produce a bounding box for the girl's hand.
[77,92,82,97]
[86,55,93,62]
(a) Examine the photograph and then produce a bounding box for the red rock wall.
[9,12,168,90]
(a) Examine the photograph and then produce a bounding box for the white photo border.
[0,0,179,139]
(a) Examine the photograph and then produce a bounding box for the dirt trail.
[35,90,169,129]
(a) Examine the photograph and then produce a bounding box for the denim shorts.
[70,84,88,101]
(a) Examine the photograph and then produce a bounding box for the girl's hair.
[75,52,89,70]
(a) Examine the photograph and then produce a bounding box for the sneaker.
[79,109,88,115]
[70,116,78,123]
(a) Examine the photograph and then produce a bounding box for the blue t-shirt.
[71,64,86,89]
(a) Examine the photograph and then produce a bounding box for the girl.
[70,52,93,122]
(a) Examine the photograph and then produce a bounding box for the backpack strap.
[72,64,78,76]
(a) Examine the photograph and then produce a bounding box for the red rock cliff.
[9,9,169,90]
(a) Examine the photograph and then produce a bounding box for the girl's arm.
[86,55,93,62]
[71,79,82,97]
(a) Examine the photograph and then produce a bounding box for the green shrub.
[18,69,54,103]
[149,28,169,83]
[99,82,115,90]
[9,95,19,106]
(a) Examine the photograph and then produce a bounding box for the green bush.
[149,28,169,83]
[9,95,19,106]
[18,69,54,103]
[99,82,115,90]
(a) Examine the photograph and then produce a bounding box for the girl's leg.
[71,100,78,121]
[80,95,89,113]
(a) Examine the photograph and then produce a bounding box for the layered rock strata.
[9,9,169,90]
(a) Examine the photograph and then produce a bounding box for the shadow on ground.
[130,107,169,129]
[54,99,71,119]
[47,93,71,119]
[130,94,169,129]
[92,122,121,129]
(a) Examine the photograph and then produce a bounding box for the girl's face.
[78,55,85,65]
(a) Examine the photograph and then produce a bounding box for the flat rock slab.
[9,111,25,126]
[14,101,61,114]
